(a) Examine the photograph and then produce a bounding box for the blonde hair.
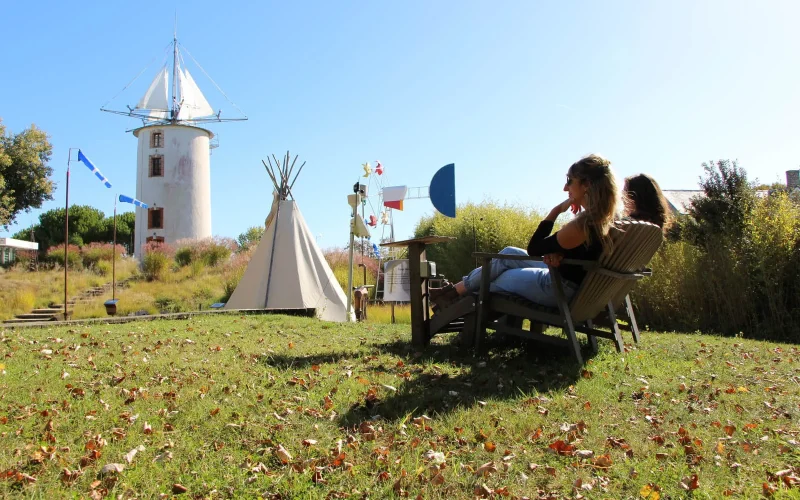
[568,154,619,251]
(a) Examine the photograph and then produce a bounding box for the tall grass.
[635,192,800,340]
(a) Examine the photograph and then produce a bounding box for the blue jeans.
[462,247,578,308]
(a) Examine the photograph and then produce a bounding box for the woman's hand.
[543,253,563,267]
[547,198,577,221]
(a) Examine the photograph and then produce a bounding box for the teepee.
[225,153,353,322]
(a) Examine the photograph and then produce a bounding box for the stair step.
[3,317,57,324]
[31,308,64,314]
[14,313,59,320]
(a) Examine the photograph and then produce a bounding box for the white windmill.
[102,29,246,259]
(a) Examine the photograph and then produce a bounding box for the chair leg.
[606,301,624,352]
[551,268,583,365]
[586,319,599,353]
[624,295,641,343]
[459,312,477,349]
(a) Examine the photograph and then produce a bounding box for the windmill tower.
[102,32,246,259]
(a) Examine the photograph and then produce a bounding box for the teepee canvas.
[225,153,353,322]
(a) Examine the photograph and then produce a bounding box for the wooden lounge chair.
[472,220,664,364]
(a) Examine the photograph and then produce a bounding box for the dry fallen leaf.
[275,444,292,463]
[98,463,125,477]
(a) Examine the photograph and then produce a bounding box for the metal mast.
[171,17,179,122]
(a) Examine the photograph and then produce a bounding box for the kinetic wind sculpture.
[101,28,247,258]
[345,161,457,319]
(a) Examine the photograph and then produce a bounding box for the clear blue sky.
[2,1,799,247]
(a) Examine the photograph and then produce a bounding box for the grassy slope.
[0,316,798,498]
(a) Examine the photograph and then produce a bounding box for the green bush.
[45,244,82,270]
[94,260,112,277]
[413,201,545,282]
[635,189,800,341]
[141,241,175,281]
[175,247,194,267]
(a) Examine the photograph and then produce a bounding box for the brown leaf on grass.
[763,482,777,496]
[529,428,543,441]
[592,454,613,469]
[143,422,152,435]
[655,453,669,461]
[581,369,593,379]
[210,408,220,417]
[583,401,591,410]
[323,395,334,410]
[60,468,82,484]
[475,461,497,477]
[724,425,736,436]
[377,471,391,482]
[98,463,124,477]
[680,474,700,491]
[548,440,576,456]
[172,483,188,494]
[311,364,320,372]
[649,435,665,446]
[275,444,292,464]
[484,441,496,452]
[302,439,318,447]
[288,342,295,349]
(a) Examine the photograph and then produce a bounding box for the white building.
[0,238,38,266]
[103,35,245,260]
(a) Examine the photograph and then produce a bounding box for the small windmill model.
[225,153,353,322]
[101,27,247,259]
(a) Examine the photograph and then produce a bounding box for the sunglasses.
[566,174,575,186]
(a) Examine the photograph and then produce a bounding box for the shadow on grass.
[336,333,596,427]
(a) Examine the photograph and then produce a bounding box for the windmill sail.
[135,66,169,114]
[177,68,215,120]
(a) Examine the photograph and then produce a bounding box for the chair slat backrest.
[568,220,663,322]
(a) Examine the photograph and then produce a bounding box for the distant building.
[0,238,38,265]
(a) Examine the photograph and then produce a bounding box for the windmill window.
[145,236,165,244]
[149,155,164,177]
[148,208,164,229]
[150,131,163,148]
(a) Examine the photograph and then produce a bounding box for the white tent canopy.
[225,153,353,322]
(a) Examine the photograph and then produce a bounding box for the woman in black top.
[431,154,619,309]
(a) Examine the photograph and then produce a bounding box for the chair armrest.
[595,268,646,280]
[472,252,542,261]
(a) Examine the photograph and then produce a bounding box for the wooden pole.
[64,158,70,320]
[112,198,117,301]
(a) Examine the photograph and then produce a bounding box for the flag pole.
[112,195,117,301]
[64,149,77,320]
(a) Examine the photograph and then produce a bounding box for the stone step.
[13,313,59,320]
[31,308,64,314]
[3,317,57,324]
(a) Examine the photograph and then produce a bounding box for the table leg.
[408,242,429,346]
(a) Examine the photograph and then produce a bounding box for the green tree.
[683,159,757,248]
[413,201,544,282]
[237,225,265,251]
[0,119,54,227]
[13,205,106,251]
[109,211,136,253]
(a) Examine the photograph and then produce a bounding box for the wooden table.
[381,236,454,346]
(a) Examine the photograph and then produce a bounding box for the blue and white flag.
[77,150,112,189]
[119,194,149,209]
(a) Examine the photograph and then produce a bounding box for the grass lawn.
[0,315,798,499]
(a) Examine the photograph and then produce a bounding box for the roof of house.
[0,238,39,250]
[662,190,703,215]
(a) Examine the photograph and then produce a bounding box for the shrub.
[174,237,236,268]
[635,190,800,341]
[82,243,126,267]
[414,201,544,282]
[94,260,112,277]
[141,241,175,281]
[45,244,82,269]
[221,245,255,301]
